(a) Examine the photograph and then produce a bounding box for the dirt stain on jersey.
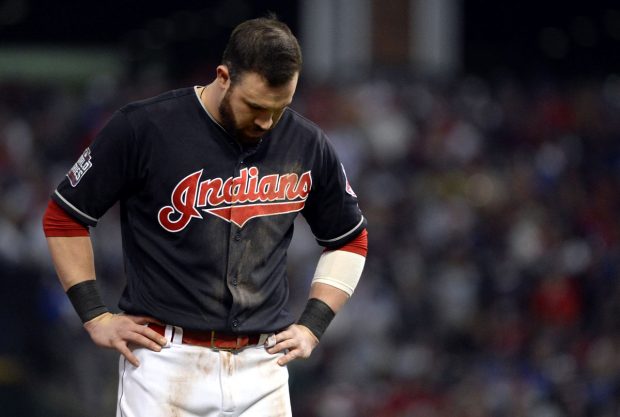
[232,217,294,309]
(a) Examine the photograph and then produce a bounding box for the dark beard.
[218,90,261,146]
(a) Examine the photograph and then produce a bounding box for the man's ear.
[216,65,231,88]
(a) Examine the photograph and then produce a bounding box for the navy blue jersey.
[52,87,366,333]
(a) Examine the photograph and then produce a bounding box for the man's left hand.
[267,324,319,366]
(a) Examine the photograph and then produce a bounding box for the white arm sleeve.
[311,249,366,296]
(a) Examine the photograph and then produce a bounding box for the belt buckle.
[210,330,241,351]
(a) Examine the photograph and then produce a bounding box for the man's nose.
[255,114,273,131]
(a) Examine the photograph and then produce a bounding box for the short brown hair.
[222,15,302,86]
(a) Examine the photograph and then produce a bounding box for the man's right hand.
[83,312,168,367]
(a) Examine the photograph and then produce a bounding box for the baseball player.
[42,16,367,417]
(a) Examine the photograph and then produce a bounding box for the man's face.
[218,71,298,145]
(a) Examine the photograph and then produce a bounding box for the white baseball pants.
[115,328,291,417]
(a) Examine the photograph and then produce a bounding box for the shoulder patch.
[342,164,357,198]
[67,148,93,187]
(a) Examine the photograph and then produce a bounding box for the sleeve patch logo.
[67,148,93,187]
[342,164,357,198]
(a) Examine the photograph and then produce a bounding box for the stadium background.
[1,0,620,416]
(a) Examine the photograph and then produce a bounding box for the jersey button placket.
[228,156,249,333]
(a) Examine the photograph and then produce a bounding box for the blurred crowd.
[1,69,620,416]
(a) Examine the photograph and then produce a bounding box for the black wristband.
[297,298,335,341]
[66,280,109,323]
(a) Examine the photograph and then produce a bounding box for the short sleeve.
[52,110,138,226]
[302,132,367,248]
